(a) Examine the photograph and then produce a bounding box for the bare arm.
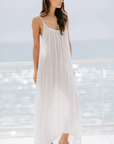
[66,16,72,58]
[31,16,40,83]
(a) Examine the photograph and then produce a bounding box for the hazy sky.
[0,0,114,43]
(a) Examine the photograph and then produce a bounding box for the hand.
[33,71,37,84]
[73,70,75,75]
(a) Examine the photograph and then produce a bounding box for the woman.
[32,0,82,144]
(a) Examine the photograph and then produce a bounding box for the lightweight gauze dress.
[34,15,82,144]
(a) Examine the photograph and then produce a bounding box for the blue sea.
[0,40,114,137]
[0,40,114,62]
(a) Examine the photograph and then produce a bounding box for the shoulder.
[66,15,69,30]
[31,15,42,30]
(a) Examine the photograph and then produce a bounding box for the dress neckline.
[43,22,60,32]
[39,15,60,32]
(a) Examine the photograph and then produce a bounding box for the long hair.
[39,0,68,35]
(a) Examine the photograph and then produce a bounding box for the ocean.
[0,40,114,62]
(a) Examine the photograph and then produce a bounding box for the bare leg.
[51,133,69,144]
[59,133,69,144]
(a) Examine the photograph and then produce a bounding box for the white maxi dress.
[34,15,82,144]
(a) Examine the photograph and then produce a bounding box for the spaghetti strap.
[39,15,44,23]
